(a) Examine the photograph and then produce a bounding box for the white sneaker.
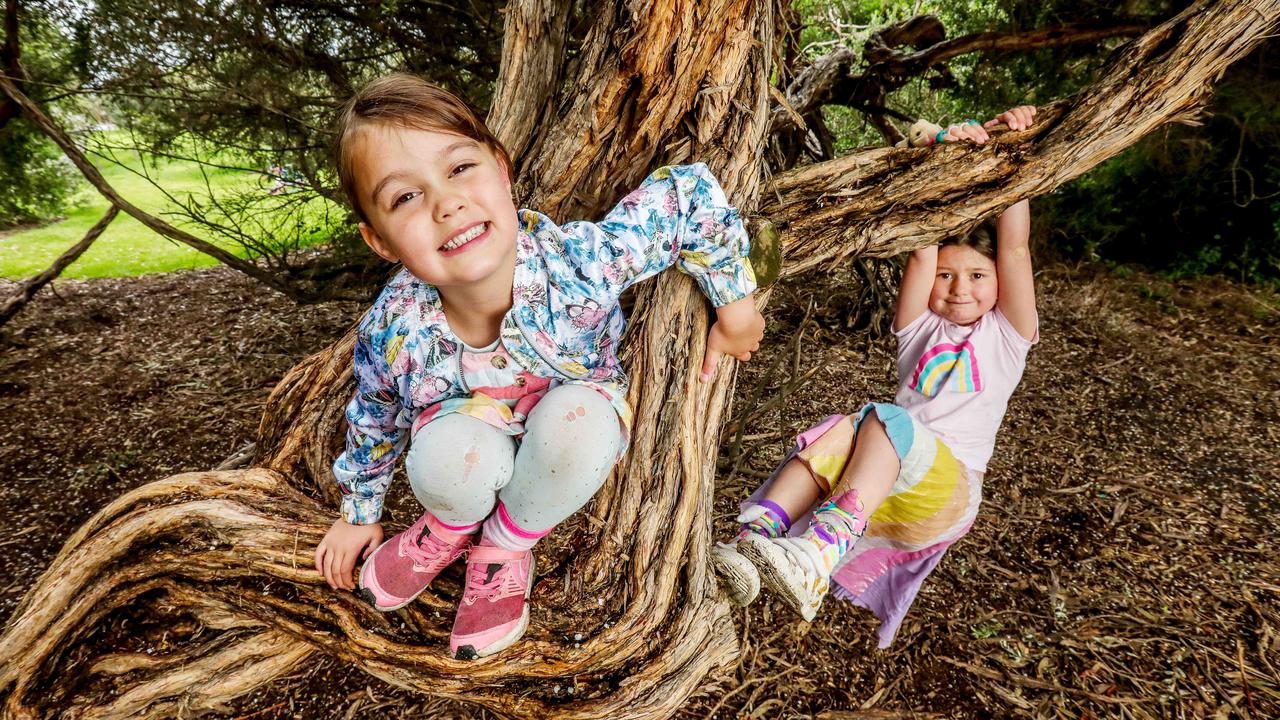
[710,541,761,606]
[737,534,830,621]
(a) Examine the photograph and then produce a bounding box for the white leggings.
[403,384,624,533]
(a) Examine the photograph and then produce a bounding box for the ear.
[497,153,513,193]
[359,222,399,263]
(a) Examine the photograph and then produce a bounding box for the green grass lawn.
[0,140,337,279]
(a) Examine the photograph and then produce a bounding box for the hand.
[314,518,383,591]
[941,121,990,145]
[985,105,1037,132]
[700,294,765,383]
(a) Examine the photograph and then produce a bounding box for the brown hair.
[334,73,512,223]
[940,219,997,261]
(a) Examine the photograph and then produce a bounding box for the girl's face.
[352,124,517,289]
[929,244,998,325]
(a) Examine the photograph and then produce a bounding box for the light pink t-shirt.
[893,308,1037,473]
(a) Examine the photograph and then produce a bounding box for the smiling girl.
[314,74,764,660]
[712,108,1039,646]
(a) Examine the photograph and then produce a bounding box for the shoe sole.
[737,535,820,622]
[710,543,760,607]
[452,555,536,660]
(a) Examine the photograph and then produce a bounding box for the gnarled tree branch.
[770,16,1149,138]
[0,1,1275,719]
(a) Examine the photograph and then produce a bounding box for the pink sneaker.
[358,511,473,611]
[449,545,534,660]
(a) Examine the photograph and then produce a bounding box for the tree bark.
[0,205,118,327]
[0,1,1275,719]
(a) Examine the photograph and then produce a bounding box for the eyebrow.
[368,139,482,206]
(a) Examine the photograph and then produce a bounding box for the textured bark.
[0,206,118,326]
[1,1,1275,719]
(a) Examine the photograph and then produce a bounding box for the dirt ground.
[2,261,1278,719]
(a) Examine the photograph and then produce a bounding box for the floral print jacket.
[332,163,757,524]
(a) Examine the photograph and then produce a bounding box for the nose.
[431,188,466,223]
[951,276,969,296]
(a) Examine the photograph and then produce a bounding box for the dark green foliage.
[0,117,78,230]
[1040,42,1280,287]
[0,3,86,229]
[801,1,1279,285]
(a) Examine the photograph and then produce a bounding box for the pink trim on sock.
[497,502,551,540]
[436,518,481,533]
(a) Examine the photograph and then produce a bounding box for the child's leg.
[359,415,515,613]
[738,408,901,620]
[734,459,827,542]
[405,413,516,530]
[804,411,900,572]
[486,384,623,547]
[450,384,622,660]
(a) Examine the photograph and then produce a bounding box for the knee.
[531,386,619,440]
[405,417,512,499]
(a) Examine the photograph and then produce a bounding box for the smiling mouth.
[441,222,488,253]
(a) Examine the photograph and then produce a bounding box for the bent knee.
[405,416,513,496]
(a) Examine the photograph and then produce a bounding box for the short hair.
[940,219,997,261]
[334,73,512,223]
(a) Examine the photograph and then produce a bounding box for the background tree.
[0,1,81,229]
[1,1,1275,718]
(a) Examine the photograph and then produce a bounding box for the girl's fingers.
[329,550,347,591]
[339,551,355,591]
[314,544,326,576]
[322,549,336,589]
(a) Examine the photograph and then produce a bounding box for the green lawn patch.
[0,140,339,279]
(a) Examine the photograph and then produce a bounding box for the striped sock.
[735,500,792,542]
[480,501,551,552]
[803,489,869,575]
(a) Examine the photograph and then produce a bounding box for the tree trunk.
[1,1,1274,718]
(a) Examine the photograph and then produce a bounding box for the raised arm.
[995,199,1037,340]
[893,244,938,332]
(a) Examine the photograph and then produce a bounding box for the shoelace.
[398,516,466,572]
[463,559,525,604]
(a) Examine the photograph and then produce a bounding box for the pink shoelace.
[398,514,466,572]
[462,558,526,605]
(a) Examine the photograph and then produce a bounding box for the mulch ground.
[1,261,1277,719]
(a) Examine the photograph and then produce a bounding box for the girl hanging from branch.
[714,106,1039,647]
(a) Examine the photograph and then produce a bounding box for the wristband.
[935,130,947,144]
[965,118,980,125]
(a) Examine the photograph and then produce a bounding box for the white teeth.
[443,223,486,250]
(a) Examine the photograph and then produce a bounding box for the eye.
[972,272,985,280]
[391,191,419,209]
[450,162,476,177]
[938,272,952,280]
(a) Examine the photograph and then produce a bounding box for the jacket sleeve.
[330,322,410,525]
[557,163,757,307]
